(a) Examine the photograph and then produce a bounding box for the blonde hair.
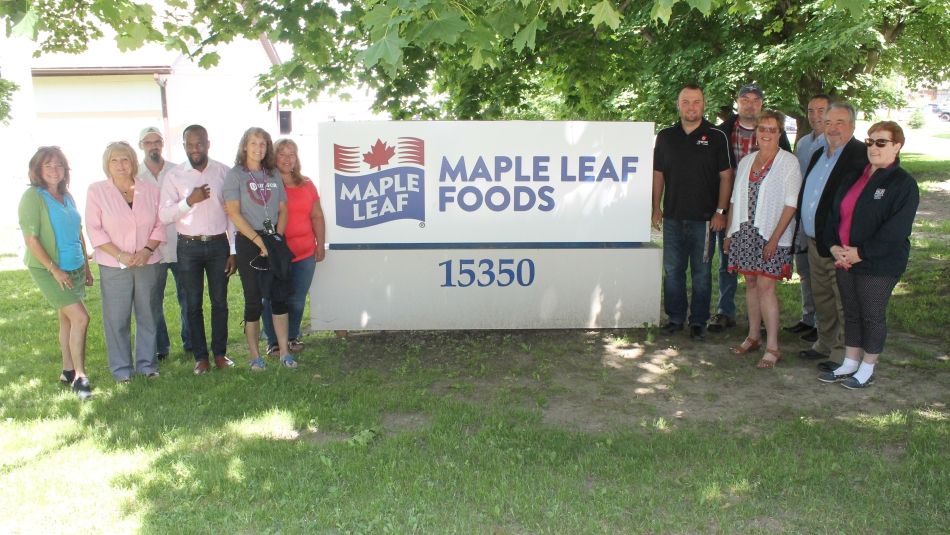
[102,141,139,179]
[274,138,305,186]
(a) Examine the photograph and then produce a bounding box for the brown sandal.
[756,348,781,369]
[730,337,761,355]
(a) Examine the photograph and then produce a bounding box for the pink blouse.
[86,179,165,268]
[837,164,873,247]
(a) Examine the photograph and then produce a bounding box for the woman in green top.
[18,147,95,400]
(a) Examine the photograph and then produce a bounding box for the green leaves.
[590,0,621,30]
[9,7,39,39]
[0,79,18,125]
[513,17,547,51]
[360,32,408,74]
[412,11,468,45]
[197,51,220,69]
[651,0,677,22]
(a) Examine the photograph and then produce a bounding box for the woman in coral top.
[263,139,326,355]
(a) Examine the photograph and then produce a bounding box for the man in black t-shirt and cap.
[653,84,733,341]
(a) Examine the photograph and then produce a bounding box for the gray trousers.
[794,250,816,326]
[99,263,162,380]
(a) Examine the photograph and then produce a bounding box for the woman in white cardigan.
[725,110,802,368]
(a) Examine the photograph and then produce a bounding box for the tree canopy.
[2,0,948,129]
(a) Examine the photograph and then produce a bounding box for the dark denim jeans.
[663,219,714,327]
[155,262,191,354]
[177,238,230,360]
[714,229,737,318]
[263,254,316,345]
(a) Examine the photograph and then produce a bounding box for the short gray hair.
[828,101,856,124]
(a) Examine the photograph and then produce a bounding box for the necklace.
[113,179,135,199]
[750,152,776,182]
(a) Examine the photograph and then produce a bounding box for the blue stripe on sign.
[329,242,651,250]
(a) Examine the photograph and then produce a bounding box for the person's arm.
[711,167,733,231]
[276,201,288,235]
[764,205,798,261]
[86,185,134,267]
[651,170,664,230]
[722,201,736,254]
[224,199,269,256]
[129,191,166,266]
[23,233,79,289]
[311,196,326,261]
[849,173,920,265]
[80,230,94,285]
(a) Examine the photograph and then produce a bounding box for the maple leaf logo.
[363,139,396,171]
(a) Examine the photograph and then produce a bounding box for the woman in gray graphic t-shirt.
[223,127,296,371]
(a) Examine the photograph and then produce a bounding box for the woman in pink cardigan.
[86,141,165,382]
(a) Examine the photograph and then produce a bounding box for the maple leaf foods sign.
[320,121,653,245]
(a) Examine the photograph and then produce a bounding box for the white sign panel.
[317,121,654,245]
[311,121,661,331]
[312,248,661,330]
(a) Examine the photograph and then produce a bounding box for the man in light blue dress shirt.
[785,95,831,342]
[795,102,868,360]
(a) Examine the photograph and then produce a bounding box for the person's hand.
[225,254,237,276]
[51,266,73,290]
[763,238,778,261]
[710,212,726,232]
[129,248,151,267]
[841,246,862,265]
[723,237,731,255]
[186,184,211,206]
[84,266,94,286]
[315,243,326,262]
[830,245,853,269]
[651,208,663,230]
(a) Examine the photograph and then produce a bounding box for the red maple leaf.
[363,139,396,170]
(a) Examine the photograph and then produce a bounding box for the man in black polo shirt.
[653,84,733,341]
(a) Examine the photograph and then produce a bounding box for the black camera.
[262,218,276,235]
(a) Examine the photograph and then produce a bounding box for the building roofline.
[32,66,173,77]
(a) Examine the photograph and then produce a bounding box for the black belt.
[178,233,227,242]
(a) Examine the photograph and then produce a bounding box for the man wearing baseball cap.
[137,126,189,360]
[709,83,792,333]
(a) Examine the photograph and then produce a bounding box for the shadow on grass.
[2,267,949,532]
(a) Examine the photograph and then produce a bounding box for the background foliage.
[1,0,949,130]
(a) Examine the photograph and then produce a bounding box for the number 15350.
[438,258,535,287]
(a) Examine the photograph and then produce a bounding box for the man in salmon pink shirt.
[159,125,237,375]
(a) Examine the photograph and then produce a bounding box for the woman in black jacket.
[818,121,919,389]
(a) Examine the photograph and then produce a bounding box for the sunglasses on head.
[865,138,895,147]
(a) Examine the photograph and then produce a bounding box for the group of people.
[19,125,326,399]
[654,83,919,389]
[22,88,920,399]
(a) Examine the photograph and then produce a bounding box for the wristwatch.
[715,208,726,215]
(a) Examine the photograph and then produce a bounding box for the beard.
[147,149,162,163]
[188,153,208,169]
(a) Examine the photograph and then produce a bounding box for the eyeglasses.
[865,138,896,147]
[756,126,779,134]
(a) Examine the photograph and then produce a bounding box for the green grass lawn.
[0,154,947,534]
